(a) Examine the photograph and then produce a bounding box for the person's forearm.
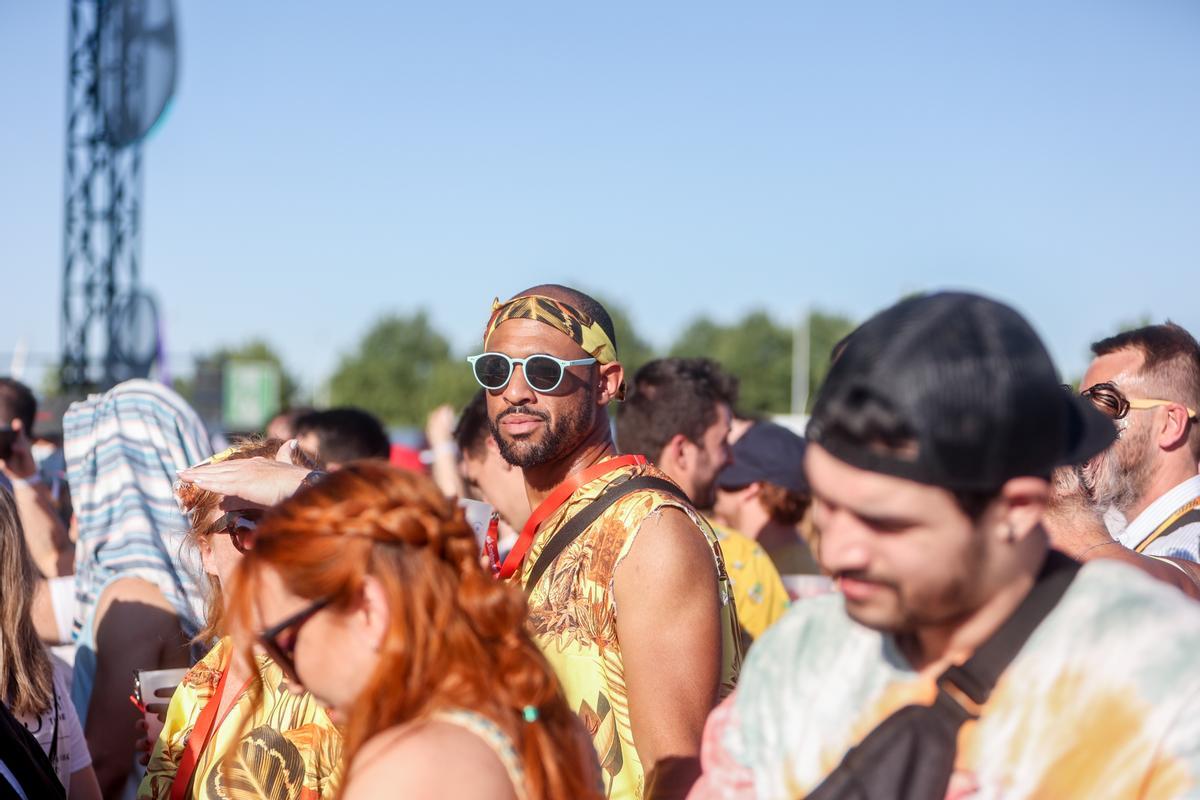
[429,446,465,499]
[1079,545,1200,601]
[12,483,73,577]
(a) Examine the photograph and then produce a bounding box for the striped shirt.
[1116,475,1200,560]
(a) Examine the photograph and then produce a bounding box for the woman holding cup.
[137,439,343,800]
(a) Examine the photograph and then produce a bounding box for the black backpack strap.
[937,549,1080,712]
[523,475,690,594]
[0,697,66,800]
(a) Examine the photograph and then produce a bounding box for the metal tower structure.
[61,0,161,393]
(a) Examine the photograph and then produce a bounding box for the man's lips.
[499,414,546,435]
[836,575,888,601]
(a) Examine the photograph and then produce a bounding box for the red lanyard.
[496,454,647,580]
[169,650,255,800]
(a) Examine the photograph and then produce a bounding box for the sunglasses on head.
[467,352,597,393]
[257,596,332,684]
[213,512,261,554]
[1079,381,1199,421]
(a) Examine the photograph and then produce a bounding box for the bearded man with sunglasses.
[470,284,741,800]
[1077,323,1200,570]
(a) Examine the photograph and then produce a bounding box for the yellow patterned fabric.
[519,458,742,800]
[138,637,343,800]
[485,295,619,364]
[706,521,791,644]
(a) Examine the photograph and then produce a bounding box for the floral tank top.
[518,458,742,800]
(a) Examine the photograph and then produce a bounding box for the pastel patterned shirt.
[690,559,1200,800]
[520,458,743,800]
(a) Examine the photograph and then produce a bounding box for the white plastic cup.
[458,498,495,550]
[135,667,189,744]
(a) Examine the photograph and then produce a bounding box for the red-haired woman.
[225,462,602,800]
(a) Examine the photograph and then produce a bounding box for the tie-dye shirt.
[690,559,1200,800]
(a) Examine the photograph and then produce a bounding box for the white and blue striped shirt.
[1116,474,1200,561]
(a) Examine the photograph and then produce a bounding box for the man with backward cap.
[689,291,1200,799]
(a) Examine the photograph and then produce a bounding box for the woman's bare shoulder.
[341,719,518,800]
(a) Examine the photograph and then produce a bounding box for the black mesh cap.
[806,292,1116,491]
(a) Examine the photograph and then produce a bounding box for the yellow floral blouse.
[138,637,343,800]
[519,458,743,800]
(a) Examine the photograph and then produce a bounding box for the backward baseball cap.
[806,291,1116,491]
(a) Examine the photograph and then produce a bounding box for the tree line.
[176,298,856,428]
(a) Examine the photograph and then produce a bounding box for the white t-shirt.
[11,657,91,792]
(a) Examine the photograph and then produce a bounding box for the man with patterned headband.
[471,284,742,800]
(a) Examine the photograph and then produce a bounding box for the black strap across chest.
[523,475,690,594]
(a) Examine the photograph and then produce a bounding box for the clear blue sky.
[2,0,1198,394]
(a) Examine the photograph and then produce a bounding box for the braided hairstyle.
[228,462,600,800]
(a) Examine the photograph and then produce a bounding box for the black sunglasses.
[212,512,260,554]
[257,596,333,683]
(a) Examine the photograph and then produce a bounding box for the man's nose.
[502,362,536,406]
[816,512,872,574]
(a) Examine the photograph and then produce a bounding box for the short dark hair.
[294,407,391,463]
[0,378,36,431]
[516,284,619,356]
[616,358,738,460]
[1092,322,1200,457]
[454,390,492,458]
[1092,322,1200,409]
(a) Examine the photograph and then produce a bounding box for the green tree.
[804,310,858,411]
[329,312,476,426]
[669,309,856,416]
[591,293,657,376]
[670,311,793,416]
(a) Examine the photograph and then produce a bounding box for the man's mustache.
[495,407,551,425]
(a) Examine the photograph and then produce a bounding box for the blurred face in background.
[460,437,531,529]
[671,402,733,509]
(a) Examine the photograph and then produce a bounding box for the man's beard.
[1080,420,1155,515]
[841,529,986,637]
[490,402,596,469]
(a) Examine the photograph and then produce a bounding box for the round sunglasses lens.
[474,355,512,389]
[524,356,565,391]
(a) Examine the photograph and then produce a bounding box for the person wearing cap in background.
[688,291,1200,800]
[616,358,790,647]
[712,421,821,581]
[472,284,742,800]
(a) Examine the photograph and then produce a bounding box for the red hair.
[228,462,600,800]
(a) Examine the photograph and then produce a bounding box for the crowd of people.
[2,284,1199,799]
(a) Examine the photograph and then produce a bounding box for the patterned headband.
[484,295,619,365]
